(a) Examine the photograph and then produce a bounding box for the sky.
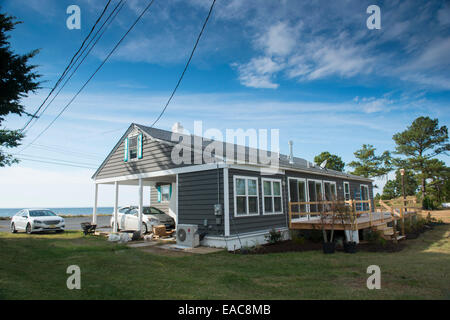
[0,0,449,208]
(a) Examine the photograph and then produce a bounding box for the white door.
[288,178,308,221]
[16,210,28,229]
[125,209,139,230]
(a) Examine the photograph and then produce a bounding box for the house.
[91,123,375,249]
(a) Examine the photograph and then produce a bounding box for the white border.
[343,181,350,200]
[261,178,283,215]
[233,175,260,217]
[322,180,337,200]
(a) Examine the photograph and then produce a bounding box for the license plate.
[49,225,56,228]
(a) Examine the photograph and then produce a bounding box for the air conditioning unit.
[176,224,200,248]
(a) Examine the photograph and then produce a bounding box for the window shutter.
[124,138,129,162]
[169,184,172,198]
[137,133,143,159]
[157,186,161,202]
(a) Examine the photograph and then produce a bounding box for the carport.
[92,173,177,235]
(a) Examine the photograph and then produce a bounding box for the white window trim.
[359,184,370,211]
[127,134,139,162]
[160,184,171,203]
[306,179,323,201]
[343,181,350,201]
[233,175,260,217]
[323,180,337,200]
[262,178,283,215]
[287,177,307,213]
[306,179,323,216]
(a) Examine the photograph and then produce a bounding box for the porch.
[91,173,177,235]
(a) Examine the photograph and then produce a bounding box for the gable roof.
[92,123,373,182]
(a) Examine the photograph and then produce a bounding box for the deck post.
[400,206,405,236]
[92,183,98,225]
[138,178,143,236]
[113,181,119,233]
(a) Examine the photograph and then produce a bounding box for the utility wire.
[20,0,113,132]
[149,0,216,128]
[19,0,155,153]
[14,154,99,167]
[16,157,98,169]
[24,0,126,133]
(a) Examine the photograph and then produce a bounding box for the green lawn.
[0,225,449,300]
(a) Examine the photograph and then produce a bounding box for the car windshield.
[143,207,164,215]
[29,210,56,217]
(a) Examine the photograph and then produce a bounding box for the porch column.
[92,183,98,225]
[138,178,143,235]
[113,181,119,232]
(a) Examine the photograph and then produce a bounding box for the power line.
[19,0,155,153]
[149,0,216,128]
[16,157,97,169]
[14,154,99,167]
[24,0,126,133]
[20,0,113,132]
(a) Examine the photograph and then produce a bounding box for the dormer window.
[124,132,143,162]
[129,136,138,160]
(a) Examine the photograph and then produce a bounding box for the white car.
[110,206,175,234]
[10,209,65,234]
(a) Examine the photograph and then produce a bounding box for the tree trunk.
[421,177,426,199]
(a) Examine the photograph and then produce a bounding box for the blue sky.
[1,0,449,207]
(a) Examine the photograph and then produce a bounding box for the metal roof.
[92,123,373,182]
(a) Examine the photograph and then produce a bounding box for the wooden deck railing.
[288,199,373,229]
[378,198,421,236]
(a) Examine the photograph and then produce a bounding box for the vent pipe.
[288,140,294,164]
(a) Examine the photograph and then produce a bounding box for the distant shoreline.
[0,214,112,220]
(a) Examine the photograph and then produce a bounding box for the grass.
[0,226,449,300]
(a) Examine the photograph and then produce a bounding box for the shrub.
[265,229,282,244]
[365,229,386,246]
[290,230,305,245]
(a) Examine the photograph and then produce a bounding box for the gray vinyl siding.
[228,169,288,235]
[149,185,169,213]
[96,136,183,179]
[178,169,224,236]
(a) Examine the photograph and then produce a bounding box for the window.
[343,182,350,201]
[288,178,307,219]
[161,185,171,202]
[308,180,323,213]
[234,176,259,216]
[262,178,283,214]
[128,136,138,160]
[323,181,337,201]
[360,185,370,211]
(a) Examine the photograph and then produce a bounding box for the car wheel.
[26,223,32,234]
[10,222,17,233]
[141,222,148,235]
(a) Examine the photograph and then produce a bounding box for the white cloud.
[234,57,283,89]
[255,22,298,56]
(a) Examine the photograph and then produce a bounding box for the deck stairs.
[373,222,405,242]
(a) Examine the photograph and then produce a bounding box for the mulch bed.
[234,239,407,254]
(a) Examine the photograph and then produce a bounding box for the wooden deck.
[288,198,421,239]
[290,212,393,230]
